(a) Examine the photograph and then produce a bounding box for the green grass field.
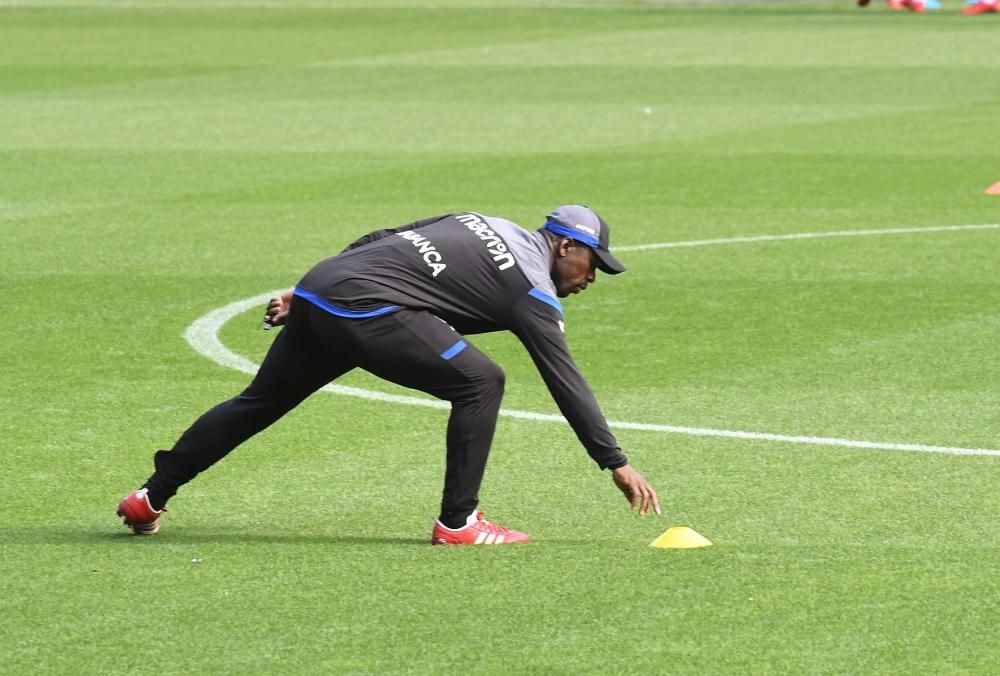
[2,1,999,672]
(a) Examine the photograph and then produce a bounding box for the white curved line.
[615,223,1000,252]
[184,223,1000,458]
[184,290,454,410]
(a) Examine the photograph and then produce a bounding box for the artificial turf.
[2,1,999,672]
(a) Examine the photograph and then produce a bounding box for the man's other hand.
[264,290,294,327]
[611,464,661,516]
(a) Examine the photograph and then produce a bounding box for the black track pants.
[144,297,504,519]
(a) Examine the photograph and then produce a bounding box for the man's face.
[552,239,598,298]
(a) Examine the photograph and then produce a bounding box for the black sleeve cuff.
[599,454,629,471]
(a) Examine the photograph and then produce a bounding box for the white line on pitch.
[615,223,1000,253]
[185,279,1000,459]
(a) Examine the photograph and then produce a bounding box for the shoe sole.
[116,508,159,535]
[430,536,529,545]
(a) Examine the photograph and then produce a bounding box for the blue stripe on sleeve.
[527,288,564,316]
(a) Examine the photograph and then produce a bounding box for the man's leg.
[142,298,355,509]
[316,309,505,526]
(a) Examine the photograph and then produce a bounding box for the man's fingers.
[614,468,660,516]
[637,483,660,516]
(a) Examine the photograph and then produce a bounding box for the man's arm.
[510,295,660,515]
[263,214,456,328]
[339,214,455,253]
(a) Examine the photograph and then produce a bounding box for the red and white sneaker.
[963,1,998,13]
[431,511,530,545]
[116,488,166,535]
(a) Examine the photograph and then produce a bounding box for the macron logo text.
[455,213,516,271]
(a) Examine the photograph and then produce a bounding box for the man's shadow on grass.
[0,527,606,547]
[1,526,427,547]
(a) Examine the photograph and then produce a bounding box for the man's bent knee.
[485,363,505,396]
[458,361,505,405]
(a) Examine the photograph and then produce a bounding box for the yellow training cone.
[649,526,712,549]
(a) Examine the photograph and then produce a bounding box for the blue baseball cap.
[542,205,626,275]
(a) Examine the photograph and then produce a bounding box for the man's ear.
[558,237,575,257]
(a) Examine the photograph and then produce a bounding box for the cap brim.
[594,248,626,275]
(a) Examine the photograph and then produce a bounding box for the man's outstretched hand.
[611,465,661,516]
[264,290,294,328]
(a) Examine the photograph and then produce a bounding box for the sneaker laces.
[472,512,512,535]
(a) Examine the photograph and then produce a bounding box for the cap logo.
[574,223,597,236]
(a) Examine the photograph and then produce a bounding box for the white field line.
[615,223,1000,252]
[184,223,1000,458]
